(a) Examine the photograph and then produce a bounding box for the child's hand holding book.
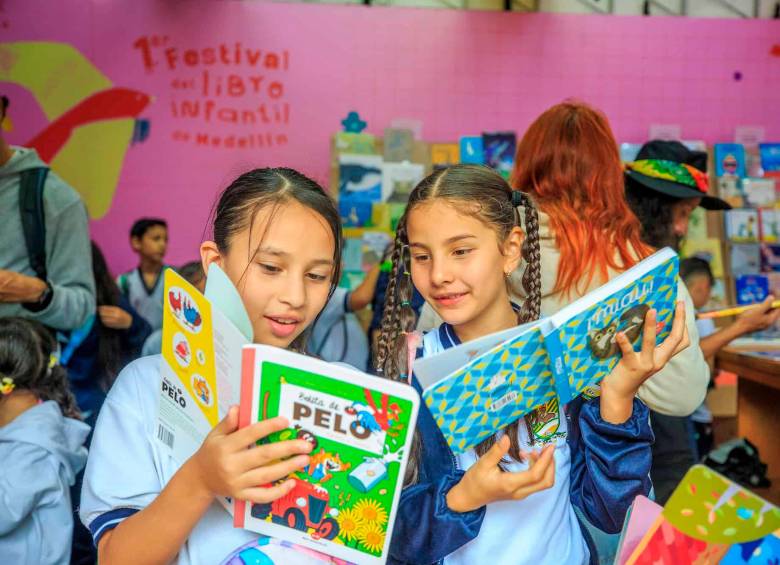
[599,301,689,424]
[446,436,556,513]
[186,406,314,504]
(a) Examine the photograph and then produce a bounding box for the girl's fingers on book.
[239,439,314,467]
[614,331,635,361]
[639,309,658,366]
[507,444,554,490]
[227,416,290,449]
[240,478,298,505]
[511,452,556,499]
[211,406,240,437]
[240,455,310,488]
[478,434,511,469]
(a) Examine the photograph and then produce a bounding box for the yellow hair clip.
[1,376,15,396]
[48,354,57,369]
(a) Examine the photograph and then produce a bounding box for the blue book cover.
[544,248,679,405]
[714,143,747,179]
[415,320,556,454]
[482,131,517,179]
[459,136,485,165]
[412,250,679,454]
[759,143,780,175]
[338,154,383,203]
[339,200,373,228]
[735,275,769,305]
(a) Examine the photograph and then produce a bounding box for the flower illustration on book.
[336,507,362,542]
[356,521,385,553]
[353,499,388,526]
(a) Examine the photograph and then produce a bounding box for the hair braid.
[516,192,542,324]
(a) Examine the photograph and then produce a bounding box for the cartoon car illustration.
[251,478,340,540]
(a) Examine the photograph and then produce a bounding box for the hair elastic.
[1,376,15,396]
[511,191,527,208]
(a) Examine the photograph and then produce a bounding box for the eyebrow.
[255,246,334,268]
[409,234,477,249]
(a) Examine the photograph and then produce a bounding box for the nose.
[278,272,306,309]
[429,256,454,287]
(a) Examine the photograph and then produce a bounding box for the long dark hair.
[210,168,344,352]
[375,165,543,476]
[0,317,81,419]
[625,177,682,251]
[91,241,124,388]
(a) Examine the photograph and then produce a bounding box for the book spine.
[233,347,257,529]
[543,327,572,405]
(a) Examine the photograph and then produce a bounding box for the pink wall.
[2,1,779,273]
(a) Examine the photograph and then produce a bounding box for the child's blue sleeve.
[567,396,653,534]
[0,444,59,535]
[389,470,485,564]
[118,295,152,355]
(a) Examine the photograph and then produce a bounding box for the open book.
[413,247,679,454]
[617,464,780,564]
[234,346,418,565]
[155,267,418,564]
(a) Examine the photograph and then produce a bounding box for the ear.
[501,226,525,275]
[200,241,223,275]
[130,236,142,252]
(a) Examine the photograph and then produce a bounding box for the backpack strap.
[19,167,49,281]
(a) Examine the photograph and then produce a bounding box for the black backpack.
[18,167,49,281]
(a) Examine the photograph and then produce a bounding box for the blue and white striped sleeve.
[79,357,164,546]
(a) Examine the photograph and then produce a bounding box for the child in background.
[65,242,152,426]
[116,218,169,331]
[80,168,346,565]
[680,257,779,457]
[141,260,205,357]
[375,165,689,565]
[0,317,90,565]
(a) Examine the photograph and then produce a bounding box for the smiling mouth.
[432,292,468,306]
[265,315,302,338]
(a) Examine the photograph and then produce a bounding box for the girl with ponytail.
[0,317,90,564]
[375,164,688,565]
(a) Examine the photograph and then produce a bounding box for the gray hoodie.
[0,147,95,330]
[0,400,90,564]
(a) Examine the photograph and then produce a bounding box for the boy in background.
[116,218,169,331]
[680,257,779,456]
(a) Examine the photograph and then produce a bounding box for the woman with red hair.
[417,101,708,418]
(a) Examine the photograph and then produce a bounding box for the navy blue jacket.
[389,325,654,565]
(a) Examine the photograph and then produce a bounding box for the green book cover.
[235,345,419,565]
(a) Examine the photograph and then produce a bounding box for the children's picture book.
[459,135,484,165]
[412,248,678,454]
[382,161,424,204]
[759,142,780,178]
[759,208,780,243]
[383,128,414,163]
[482,131,516,178]
[430,143,460,168]
[729,244,762,276]
[760,243,780,273]
[742,178,777,208]
[614,496,662,565]
[335,132,377,155]
[715,143,747,179]
[725,209,760,243]
[544,247,678,405]
[735,274,769,305]
[157,266,251,465]
[339,154,384,203]
[717,177,745,208]
[414,320,557,454]
[681,238,724,278]
[686,207,708,240]
[623,464,780,565]
[339,200,374,228]
[234,345,419,565]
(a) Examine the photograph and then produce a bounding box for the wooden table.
[716,348,780,503]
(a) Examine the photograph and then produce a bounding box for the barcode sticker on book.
[157,424,175,449]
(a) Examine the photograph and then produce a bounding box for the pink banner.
[2,1,779,272]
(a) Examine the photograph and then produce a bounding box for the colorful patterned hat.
[625,140,731,210]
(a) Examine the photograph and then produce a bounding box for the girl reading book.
[375,164,689,565]
[80,168,347,564]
